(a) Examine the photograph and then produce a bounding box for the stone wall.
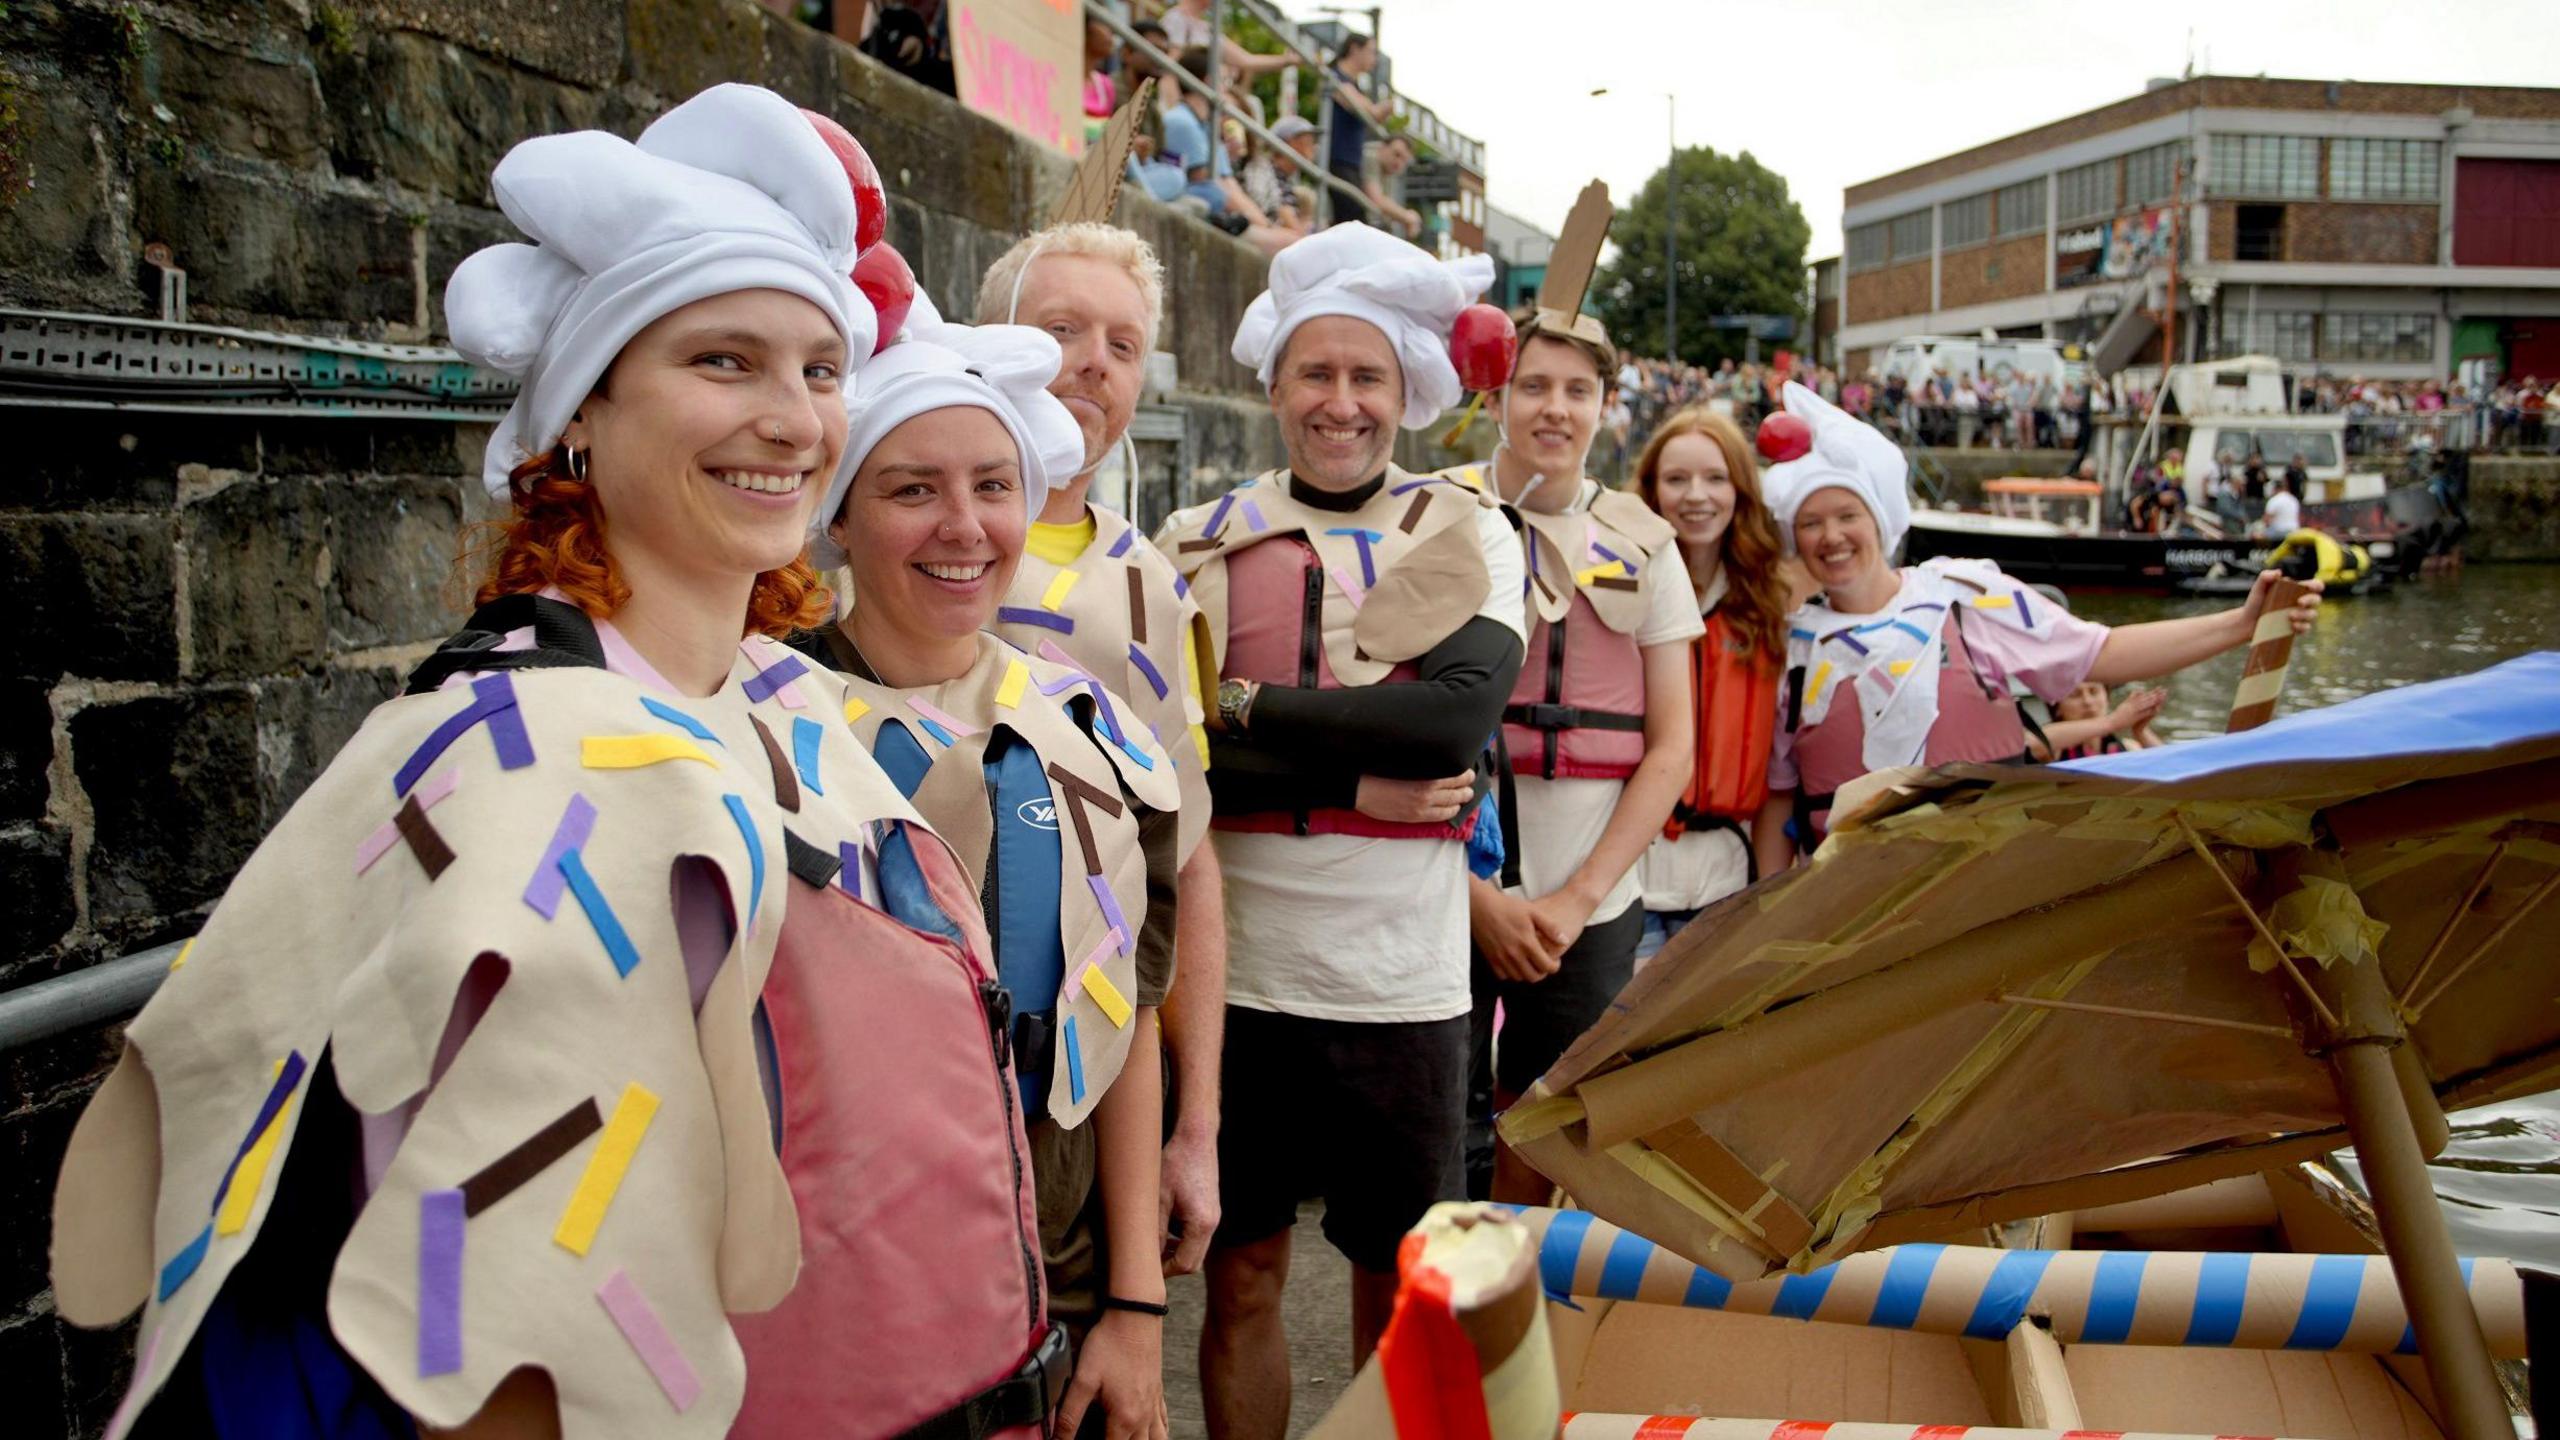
[0,0,1332,1428]
[2467,455,2560,562]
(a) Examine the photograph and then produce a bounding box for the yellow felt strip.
[1805,660,1833,708]
[581,734,716,770]
[554,1082,660,1256]
[1190,724,1211,768]
[1571,563,1625,588]
[1041,569,1081,610]
[1080,964,1134,1028]
[1970,594,2014,609]
[214,1064,293,1236]
[994,660,1029,710]
[1888,658,1915,676]
[843,696,871,724]
[170,938,195,972]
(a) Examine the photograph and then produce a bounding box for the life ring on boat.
[2268,528,2372,588]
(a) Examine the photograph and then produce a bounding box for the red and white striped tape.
[1559,1417,2291,1440]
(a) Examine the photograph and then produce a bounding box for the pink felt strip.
[355,766,461,874]
[1240,498,1268,532]
[906,697,980,738]
[1078,927,1127,972]
[1035,638,1091,679]
[596,1268,702,1412]
[1329,565,1367,609]
[736,639,808,709]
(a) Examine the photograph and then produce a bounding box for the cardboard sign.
[952,0,1085,157]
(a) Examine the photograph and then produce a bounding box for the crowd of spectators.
[2295,374,2556,454]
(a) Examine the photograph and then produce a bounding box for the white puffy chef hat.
[1230,221,1494,430]
[445,84,880,500]
[1760,380,1914,556]
[807,319,1086,569]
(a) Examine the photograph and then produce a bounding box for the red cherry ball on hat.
[1756,409,1813,463]
[1449,304,1518,393]
[853,243,916,358]
[802,109,889,256]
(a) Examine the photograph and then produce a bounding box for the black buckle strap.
[896,1324,1070,1440]
[402,594,609,695]
[1503,703,1646,733]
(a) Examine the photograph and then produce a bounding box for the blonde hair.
[976,223,1165,356]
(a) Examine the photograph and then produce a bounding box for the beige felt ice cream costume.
[48,86,1048,1440]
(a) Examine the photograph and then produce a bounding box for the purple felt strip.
[998,606,1075,634]
[1239,499,1268,532]
[2013,588,2039,629]
[740,654,810,704]
[1086,874,1135,955]
[418,1188,465,1377]
[1173,574,1189,599]
[1126,643,1170,700]
[1202,491,1236,539]
[394,674,524,796]
[524,793,598,920]
[837,841,864,900]
[1107,528,1135,558]
[210,1051,307,1217]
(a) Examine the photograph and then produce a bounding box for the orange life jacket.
[1665,610,1781,834]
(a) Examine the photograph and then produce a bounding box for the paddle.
[2225,576,2315,734]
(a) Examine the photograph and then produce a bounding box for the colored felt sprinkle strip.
[211,1052,307,1219]
[1111,732,1157,771]
[1080,962,1134,1028]
[417,1188,465,1377]
[1329,565,1367,609]
[1572,563,1626,588]
[995,659,1029,709]
[582,734,717,770]
[1173,574,1189,599]
[1835,632,1872,657]
[1064,1015,1087,1105]
[914,714,957,748]
[1805,661,1833,709]
[1589,575,1641,592]
[1126,567,1148,643]
[908,697,980,739]
[751,716,800,813]
[1126,643,1170,700]
[1325,528,1385,588]
[559,849,642,978]
[460,1098,604,1218]
[791,716,825,797]
[169,938,194,972]
[157,1224,212,1302]
[394,674,533,797]
[722,794,766,928]
[1202,491,1236,539]
[1087,874,1135,955]
[843,696,872,724]
[998,605,1074,633]
[1041,569,1081,610]
[357,767,462,874]
[1079,927,1128,974]
[1397,491,1433,534]
[640,697,722,745]
[1107,527,1135,558]
[1046,761,1127,818]
[597,1269,702,1412]
[1239,499,1269,532]
[739,651,809,706]
[554,1083,659,1256]
[392,794,457,879]
[524,794,598,920]
[213,1073,295,1237]
[2012,588,2039,628]
[837,839,866,901]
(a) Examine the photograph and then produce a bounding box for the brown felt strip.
[1045,760,1126,818]
[1126,566,1148,645]
[394,795,456,879]
[1590,576,1641,592]
[751,715,800,813]
[1178,538,1218,553]
[1055,786,1105,876]
[1397,490,1432,535]
[459,1098,604,1218]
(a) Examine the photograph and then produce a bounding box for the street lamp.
[1593,88,1677,361]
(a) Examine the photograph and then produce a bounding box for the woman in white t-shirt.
[1630,407,1796,962]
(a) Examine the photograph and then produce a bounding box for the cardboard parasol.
[1500,650,2560,1439]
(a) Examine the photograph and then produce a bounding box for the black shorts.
[1214,1005,1467,1273]
[1469,901,1642,1098]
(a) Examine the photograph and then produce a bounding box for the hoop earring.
[565,445,589,483]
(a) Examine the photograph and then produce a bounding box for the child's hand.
[2109,687,2167,731]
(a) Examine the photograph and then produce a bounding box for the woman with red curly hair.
[1629,406,1796,961]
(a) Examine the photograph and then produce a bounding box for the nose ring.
[767,422,784,443]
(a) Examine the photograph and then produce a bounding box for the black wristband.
[1100,1295,1170,1317]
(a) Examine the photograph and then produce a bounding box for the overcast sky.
[1283,0,2560,259]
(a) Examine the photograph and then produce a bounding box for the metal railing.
[0,940,181,1053]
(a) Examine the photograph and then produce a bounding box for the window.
[2056,158,2118,224]
[2244,428,2340,468]
[2123,141,2187,207]
[1994,177,2046,238]
[1847,222,1887,272]
[1887,209,1932,262]
[1940,192,1991,249]
[2234,204,2285,261]
[2215,307,2317,362]
[2330,139,2441,201]
[2208,135,2321,198]
[2319,313,2433,363]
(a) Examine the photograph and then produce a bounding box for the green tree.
[1594,145,1811,366]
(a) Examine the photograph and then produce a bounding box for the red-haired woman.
[51,86,1061,1440]
[1630,407,1796,960]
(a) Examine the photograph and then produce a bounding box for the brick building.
[1831,77,2560,384]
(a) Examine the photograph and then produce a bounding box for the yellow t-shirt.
[1024,513,1098,566]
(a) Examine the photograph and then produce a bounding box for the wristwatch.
[1215,678,1255,734]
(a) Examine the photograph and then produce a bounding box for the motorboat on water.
[1903,478,2388,596]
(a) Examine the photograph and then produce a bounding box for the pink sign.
[952,0,1085,157]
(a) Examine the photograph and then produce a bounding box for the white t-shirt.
[1506,481,1703,923]
[1637,570,1752,913]
[1219,504,1529,1022]
[2262,489,2302,535]
[1161,8,1216,50]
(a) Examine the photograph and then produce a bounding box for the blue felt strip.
[2079,1250,2149,1343]
[2184,1251,2252,1346]
[1064,1014,1086,1104]
[209,1050,308,1216]
[1868,1243,1945,1330]
[1963,1248,2058,1340]
[722,794,765,926]
[1539,1209,1594,1304]
[1596,1230,1654,1300]
[1889,619,1936,645]
[558,849,641,978]
[915,715,958,748]
[159,1223,213,1301]
[640,697,722,745]
[1770,1266,1837,1321]
[791,716,825,797]
[2283,1254,2368,1350]
[1681,1262,1733,1310]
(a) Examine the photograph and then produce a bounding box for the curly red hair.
[465,447,833,638]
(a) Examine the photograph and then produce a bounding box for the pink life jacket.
[1212,534,1481,843]
[1503,589,1647,780]
[1786,607,2026,843]
[729,828,1046,1439]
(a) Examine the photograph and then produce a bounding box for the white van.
[1879,335,2072,391]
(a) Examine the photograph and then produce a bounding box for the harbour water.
[2078,566,2560,1271]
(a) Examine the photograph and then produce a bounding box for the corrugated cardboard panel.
[2065,1346,2443,1440]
